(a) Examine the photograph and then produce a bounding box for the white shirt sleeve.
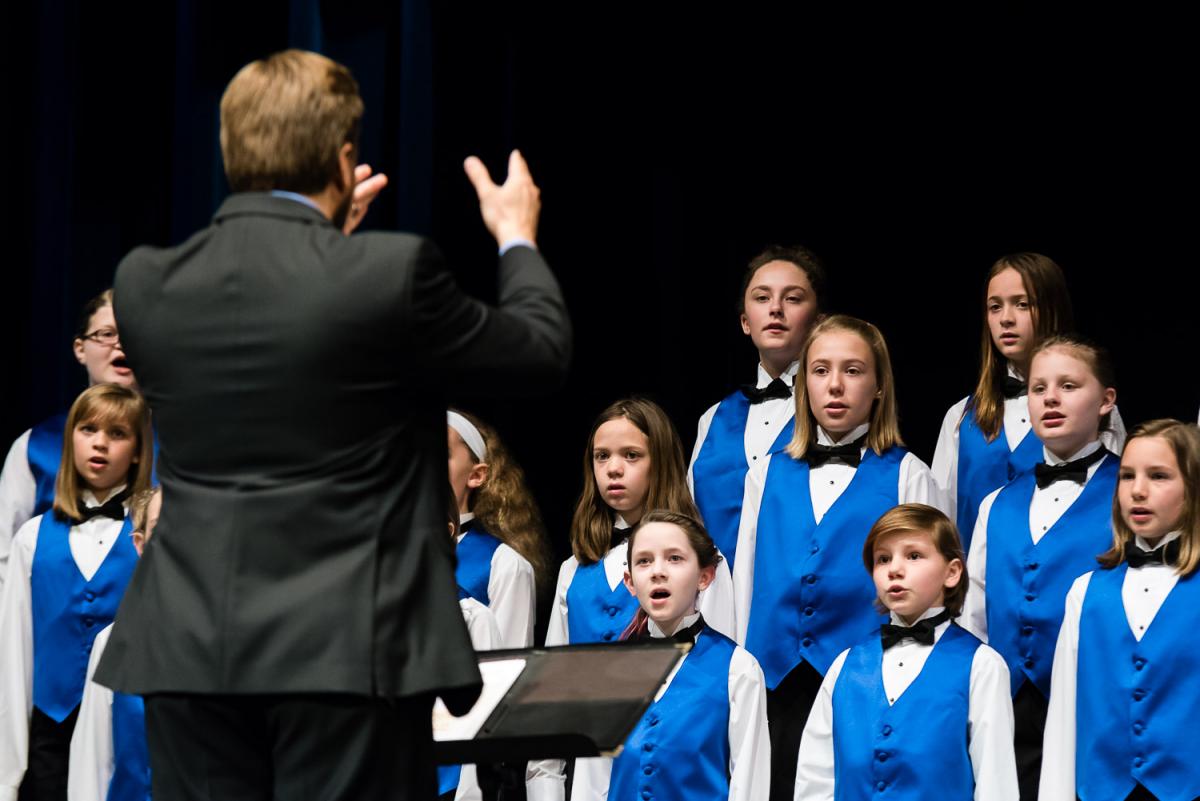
[961,489,1000,642]
[0,431,35,590]
[0,517,39,801]
[525,557,578,801]
[698,551,737,641]
[687,403,720,496]
[1038,572,1090,801]
[793,648,847,801]
[931,398,969,521]
[968,644,1019,801]
[728,647,771,801]
[459,598,503,652]
[731,457,770,644]
[67,626,114,801]
[897,453,948,517]
[487,544,536,648]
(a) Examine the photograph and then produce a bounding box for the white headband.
[447,411,487,462]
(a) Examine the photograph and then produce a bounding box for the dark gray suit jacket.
[96,193,570,707]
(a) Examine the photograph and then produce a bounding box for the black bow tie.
[1034,448,1108,489]
[635,615,706,645]
[1003,375,1028,399]
[612,525,630,549]
[76,487,131,522]
[741,377,792,404]
[880,609,953,650]
[1125,539,1181,569]
[806,435,867,468]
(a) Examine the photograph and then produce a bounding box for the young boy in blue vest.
[67,486,159,801]
[795,503,1018,801]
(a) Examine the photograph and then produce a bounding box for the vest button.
[804,607,815,617]
[643,743,655,753]
[875,781,887,792]
[607,607,618,617]
[881,725,892,737]
[1021,626,1033,635]
[1023,658,1034,669]
[641,791,652,800]
[876,751,888,762]
[1132,723,1144,735]
[1133,657,1146,671]
[1134,757,1145,769]
[1132,689,1146,701]
[802,637,814,648]
[1024,593,1036,601]
[602,632,614,641]
[810,544,819,554]
[643,765,654,775]
[83,591,95,602]
[804,574,817,585]
[83,616,95,627]
[1026,562,1039,571]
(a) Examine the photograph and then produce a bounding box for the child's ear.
[466,462,489,490]
[697,564,716,592]
[1099,387,1117,418]
[623,571,636,597]
[944,558,964,590]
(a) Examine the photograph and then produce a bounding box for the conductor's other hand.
[463,150,540,248]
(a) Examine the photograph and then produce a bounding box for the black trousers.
[1014,682,1048,801]
[144,693,436,801]
[765,661,824,801]
[19,706,79,801]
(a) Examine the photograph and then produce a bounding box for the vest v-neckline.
[1023,455,1108,547]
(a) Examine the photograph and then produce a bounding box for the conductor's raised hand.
[463,150,540,248]
[343,163,389,235]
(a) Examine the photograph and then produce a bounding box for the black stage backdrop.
[3,3,1194,642]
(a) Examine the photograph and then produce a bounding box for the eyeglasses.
[81,328,121,347]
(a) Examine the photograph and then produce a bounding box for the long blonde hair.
[570,398,699,565]
[1099,419,1200,576]
[787,315,903,459]
[453,410,554,591]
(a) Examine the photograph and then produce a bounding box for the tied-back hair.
[570,398,699,565]
[130,486,161,534]
[620,510,723,640]
[1029,333,1117,432]
[453,409,553,590]
[862,504,969,617]
[53,384,154,523]
[787,315,903,460]
[74,288,114,339]
[970,252,1075,441]
[1100,419,1200,576]
[737,244,828,314]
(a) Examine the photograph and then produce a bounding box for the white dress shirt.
[961,442,1110,640]
[795,607,1019,801]
[731,424,943,643]
[0,430,36,589]
[687,361,800,493]
[447,598,503,801]
[1038,531,1183,801]
[930,364,1126,518]
[563,612,772,801]
[528,517,738,801]
[457,513,537,648]
[0,491,131,801]
[66,624,115,801]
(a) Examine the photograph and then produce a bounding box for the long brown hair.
[53,384,154,523]
[453,410,554,590]
[1099,419,1200,576]
[787,315,903,459]
[620,509,723,640]
[969,252,1074,440]
[570,398,699,565]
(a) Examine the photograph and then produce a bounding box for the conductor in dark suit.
[95,49,571,800]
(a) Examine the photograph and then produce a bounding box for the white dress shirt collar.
[816,423,870,448]
[1135,529,1182,552]
[647,611,702,639]
[82,484,128,508]
[1043,438,1104,466]
[756,360,800,389]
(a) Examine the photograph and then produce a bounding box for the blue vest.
[31,512,138,722]
[955,406,1042,552]
[455,525,503,606]
[831,625,979,801]
[1076,566,1200,801]
[984,455,1117,697]
[745,447,903,688]
[26,412,68,518]
[108,691,152,801]
[609,627,735,801]
[692,390,794,569]
[566,552,640,644]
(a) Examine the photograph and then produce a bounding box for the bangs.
[72,396,139,433]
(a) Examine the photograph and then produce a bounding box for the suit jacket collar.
[213,192,337,228]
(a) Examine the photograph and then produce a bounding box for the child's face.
[624,521,715,636]
[447,427,488,515]
[133,490,162,557]
[1119,436,1186,546]
[1028,346,1116,459]
[740,260,819,364]
[806,330,878,437]
[73,417,138,498]
[72,305,136,388]
[593,417,652,525]
[871,530,962,626]
[985,267,1035,368]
